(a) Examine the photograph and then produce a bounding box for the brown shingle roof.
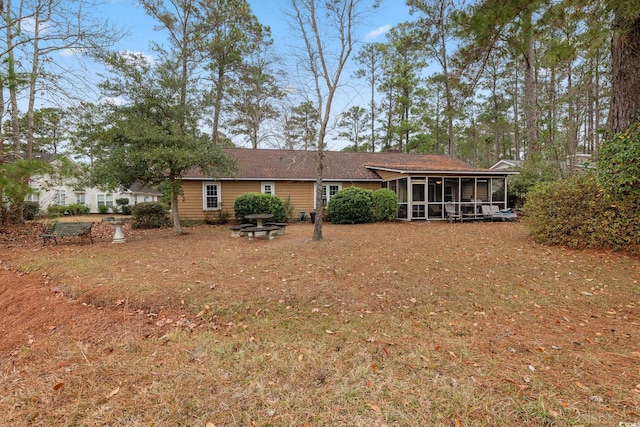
[184,148,497,181]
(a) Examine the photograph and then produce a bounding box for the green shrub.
[327,186,374,224]
[23,201,40,220]
[524,172,640,252]
[98,205,109,214]
[372,188,398,221]
[597,122,640,203]
[233,193,288,224]
[65,204,90,216]
[131,202,171,229]
[47,204,66,218]
[115,198,130,215]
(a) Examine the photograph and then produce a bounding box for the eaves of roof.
[367,165,519,176]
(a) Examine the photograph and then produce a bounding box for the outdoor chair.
[445,202,462,223]
[482,205,518,221]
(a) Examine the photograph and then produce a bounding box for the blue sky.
[89,1,415,148]
[106,1,412,53]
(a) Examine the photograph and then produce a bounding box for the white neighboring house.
[26,155,162,214]
[490,159,523,171]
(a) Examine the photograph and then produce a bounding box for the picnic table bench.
[263,222,288,236]
[229,223,254,237]
[242,226,279,240]
[40,222,94,245]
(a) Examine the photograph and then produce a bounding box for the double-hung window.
[25,192,40,203]
[54,189,66,206]
[97,193,114,208]
[321,183,342,207]
[203,182,221,210]
[261,182,275,195]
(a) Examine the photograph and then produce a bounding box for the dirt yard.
[1,218,639,426]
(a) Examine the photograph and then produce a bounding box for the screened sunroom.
[381,174,513,221]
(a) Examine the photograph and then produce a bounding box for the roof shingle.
[184,148,496,181]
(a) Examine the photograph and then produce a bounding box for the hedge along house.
[179,148,517,222]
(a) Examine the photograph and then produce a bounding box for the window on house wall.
[320,183,342,207]
[261,182,275,195]
[97,193,114,207]
[76,193,86,205]
[54,189,66,206]
[25,192,40,203]
[203,183,221,210]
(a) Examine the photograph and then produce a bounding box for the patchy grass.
[1,221,639,426]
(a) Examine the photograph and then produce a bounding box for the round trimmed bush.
[233,193,288,224]
[131,202,171,229]
[372,188,398,221]
[327,186,374,224]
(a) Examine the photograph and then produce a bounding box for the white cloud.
[365,25,392,41]
[119,50,155,65]
[100,96,126,106]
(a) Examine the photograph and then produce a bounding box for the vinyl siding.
[180,180,382,221]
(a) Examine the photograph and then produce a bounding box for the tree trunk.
[608,15,640,133]
[6,0,21,157]
[313,148,324,241]
[513,62,521,161]
[522,11,538,154]
[171,177,183,235]
[27,7,44,160]
[566,61,578,172]
[212,67,225,145]
[370,79,376,152]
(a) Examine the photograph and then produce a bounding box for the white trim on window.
[97,193,114,207]
[314,182,342,208]
[261,182,275,195]
[25,192,40,203]
[203,182,221,210]
[55,189,67,206]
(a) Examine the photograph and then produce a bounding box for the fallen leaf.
[366,401,381,413]
[575,381,585,389]
[325,330,334,334]
[53,382,64,391]
[371,362,377,374]
[107,387,120,398]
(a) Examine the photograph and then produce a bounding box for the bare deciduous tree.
[287,0,377,241]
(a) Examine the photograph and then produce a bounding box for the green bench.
[40,222,94,245]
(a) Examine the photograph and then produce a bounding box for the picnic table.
[245,213,274,228]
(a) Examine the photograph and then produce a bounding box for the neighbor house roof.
[183,148,513,181]
[490,159,523,171]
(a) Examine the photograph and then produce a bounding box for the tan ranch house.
[179,148,518,222]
